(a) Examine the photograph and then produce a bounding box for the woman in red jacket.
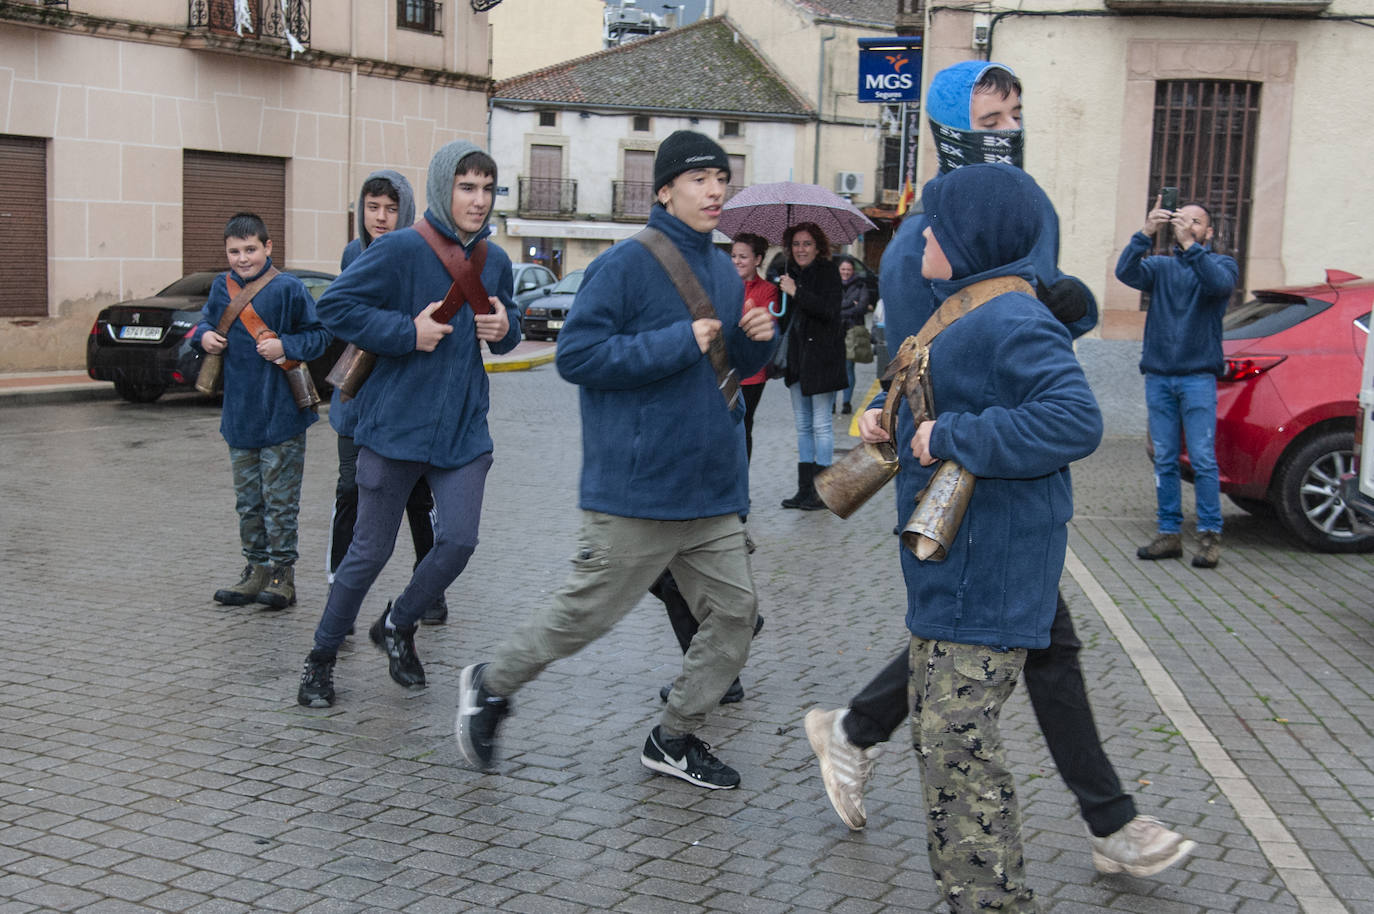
[731,232,778,462]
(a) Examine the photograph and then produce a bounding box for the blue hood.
[922,163,1045,301]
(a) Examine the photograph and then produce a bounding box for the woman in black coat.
[777,222,847,510]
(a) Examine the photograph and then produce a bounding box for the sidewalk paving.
[0,341,558,406]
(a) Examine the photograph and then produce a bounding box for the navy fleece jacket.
[891,165,1102,649]
[313,212,519,469]
[555,205,774,520]
[192,259,329,449]
[1115,233,1238,377]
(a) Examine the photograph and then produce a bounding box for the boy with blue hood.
[298,141,521,708]
[805,60,1194,884]
[326,170,448,627]
[887,163,1102,911]
[455,131,775,790]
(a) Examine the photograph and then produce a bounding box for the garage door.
[0,135,48,318]
[183,150,287,272]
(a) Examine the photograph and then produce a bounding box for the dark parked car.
[1180,269,1374,552]
[522,269,584,341]
[511,262,558,311]
[87,269,339,403]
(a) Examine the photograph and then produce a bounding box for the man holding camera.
[1116,195,1238,568]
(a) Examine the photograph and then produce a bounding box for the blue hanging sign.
[857,37,922,104]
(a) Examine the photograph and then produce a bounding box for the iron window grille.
[1144,79,1260,310]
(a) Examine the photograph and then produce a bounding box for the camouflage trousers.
[909,637,1038,913]
[228,433,306,567]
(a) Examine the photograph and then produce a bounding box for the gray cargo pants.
[484,511,758,736]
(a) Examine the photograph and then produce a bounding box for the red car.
[1185,269,1373,552]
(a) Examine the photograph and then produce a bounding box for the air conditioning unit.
[835,171,864,195]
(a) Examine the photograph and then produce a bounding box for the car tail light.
[172,370,186,384]
[89,320,100,335]
[1220,354,1286,382]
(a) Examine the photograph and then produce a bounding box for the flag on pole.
[895,178,915,216]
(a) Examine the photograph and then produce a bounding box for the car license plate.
[547,320,564,330]
[119,326,162,341]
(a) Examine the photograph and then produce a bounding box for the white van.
[1344,317,1374,527]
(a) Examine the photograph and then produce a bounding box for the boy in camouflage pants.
[857,163,1103,910]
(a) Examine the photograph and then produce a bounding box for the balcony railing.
[189,0,311,49]
[518,177,578,217]
[611,180,654,221]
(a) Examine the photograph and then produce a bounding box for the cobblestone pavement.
[1,349,1371,913]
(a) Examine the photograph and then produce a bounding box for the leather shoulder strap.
[632,227,739,409]
[414,219,491,320]
[914,276,1033,347]
[217,267,280,335]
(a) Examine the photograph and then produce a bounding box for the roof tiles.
[494,17,813,117]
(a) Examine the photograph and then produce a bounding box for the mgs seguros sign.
[857,37,923,104]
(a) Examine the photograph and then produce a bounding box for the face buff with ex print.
[925,60,1025,175]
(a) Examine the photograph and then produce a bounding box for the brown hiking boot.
[1136,533,1182,560]
[213,563,270,605]
[1191,532,1221,568]
[256,564,296,609]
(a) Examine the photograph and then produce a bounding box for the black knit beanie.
[653,130,731,193]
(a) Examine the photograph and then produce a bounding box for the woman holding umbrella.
[778,222,847,510]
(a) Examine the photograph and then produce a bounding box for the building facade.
[0,0,493,371]
[489,16,813,275]
[918,0,1373,338]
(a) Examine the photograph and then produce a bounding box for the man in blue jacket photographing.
[456,130,775,790]
[1117,196,1238,568]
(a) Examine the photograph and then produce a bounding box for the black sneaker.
[640,726,740,789]
[421,593,449,626]
[456,663,510,770]
[368,603,426,688]
[659,679,746,704]
[297,650,336,708]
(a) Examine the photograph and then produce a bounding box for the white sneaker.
[804,708,879,830]
[1091,815,1196,876]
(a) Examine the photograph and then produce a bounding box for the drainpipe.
[347,0,358,224]
[813,28,834,185]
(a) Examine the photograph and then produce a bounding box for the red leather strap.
[413,219,492,318]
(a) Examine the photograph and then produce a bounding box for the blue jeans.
[1145,373,1222,535]
[843,360,856,405]
[789,383,837,466]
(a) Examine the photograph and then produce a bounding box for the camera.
[1159,186,1179,212]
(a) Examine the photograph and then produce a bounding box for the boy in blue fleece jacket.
[1116,198,1238,568]
[455,131,775,790]
[297,142,521,708]
[867,164,1102,912]
[191,212,330,610]
[807,61,1194,887]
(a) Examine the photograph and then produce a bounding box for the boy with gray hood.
[298,142,521,708]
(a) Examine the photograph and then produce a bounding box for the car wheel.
[114,379,166,403]
[1274,429,1374,553]
[1227,494,1274,516]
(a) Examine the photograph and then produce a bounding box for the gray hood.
[425,140,489,239]
[356,168,416,250]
